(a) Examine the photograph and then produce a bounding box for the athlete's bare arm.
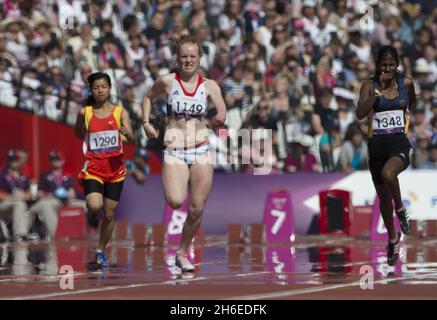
[74,108,86,140]
[120,108,135,143]
[404,77,417,112]
[356,80,377,120]
[142,74,173,138]
[205,79,226,126]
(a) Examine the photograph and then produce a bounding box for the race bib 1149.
[172,96,207,117]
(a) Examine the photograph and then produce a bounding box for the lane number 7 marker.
[271,209,286,234]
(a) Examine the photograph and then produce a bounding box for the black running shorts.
[83,179,124,202]
[368,134,412,185]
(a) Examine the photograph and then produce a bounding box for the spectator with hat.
[37,150,88,239]
[2,19,29,66]
[283,134,319,173]
[414,57,433,88]
[0,53,17,107]
[334,87,356,138]
[301,0,319,41]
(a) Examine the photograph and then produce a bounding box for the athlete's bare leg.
[97,198,118,251]
[162,154,190,209]
[85,192,103,215]
[381,156,406,211]
[179,152,213,253]
[374,184,397,241]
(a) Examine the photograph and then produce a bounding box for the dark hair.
[344,122,362,141]
[271,24,287,47]
[374,45,399,83]
[85,72,111,106]
[99,19,113,29]
[122,14,137,32]
[320,87,333,98]
[45,40,61,53]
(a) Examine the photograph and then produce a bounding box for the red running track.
[1,235,437,300]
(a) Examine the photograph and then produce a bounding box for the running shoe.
[175,252,195,272]
[97,266,109,280]
[95,251,109,267]
[26,233,40,242]
[386,232,401,266]
[396,207,411,235]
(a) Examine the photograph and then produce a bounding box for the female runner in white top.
[142,35,227,272]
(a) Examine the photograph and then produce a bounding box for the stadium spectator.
[222,61,252,129]
[412,131,430,168]
[248,99,278,134]
[207,122,232,173]
[270,76,291,119]
[218,0,243,49]
[37,150,87,239]
[411,107,429,134]
[98,34,126,71]
[420,140,437,169]
[0,149,47,242]
[17,148,32,178]
[334,88,356,138]
[312,6,337,48]
[208,49,230,85]
[194,24,217,71]
[126,147,150,184]
[311,88,338,136]
[67,23,99,71]
[0,53,16,107]
[337,124,369,172]
[143,10,166,51]
[0,0,435,175]
[319,122,342,172]
[283,134,319,173]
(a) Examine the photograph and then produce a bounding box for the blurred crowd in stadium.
[0,0,436,174]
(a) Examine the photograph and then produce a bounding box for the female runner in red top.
[74,72,134,267]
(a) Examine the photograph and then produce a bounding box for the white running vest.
[166,74,208,119]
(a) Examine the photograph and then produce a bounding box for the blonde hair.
[176,34,203,57]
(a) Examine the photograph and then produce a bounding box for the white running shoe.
[175,252,195,272]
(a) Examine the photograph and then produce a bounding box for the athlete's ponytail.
[85,95,96,106]
[85,72,112,106]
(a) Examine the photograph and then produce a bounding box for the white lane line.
[0,272,92,284]
[3,271,269,300]
[401,281,437,285]
[0,257,231,285]
[225,271,437,300]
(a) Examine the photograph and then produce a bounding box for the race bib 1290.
[89,130,119,153]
